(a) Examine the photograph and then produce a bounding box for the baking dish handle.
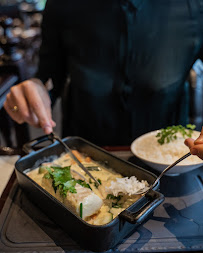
[22,135,54,154]
[119,190,164,224]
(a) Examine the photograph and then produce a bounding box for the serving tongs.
[50,132,100,186]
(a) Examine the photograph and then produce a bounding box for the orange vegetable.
[85,157,91,162]
[72,150,83,162]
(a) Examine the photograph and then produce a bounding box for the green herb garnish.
[156,124,196,145]
[94,178,102,188]
[106,194,123,208]
[112,202,122,208]
[43,166,91,197]
[106,194,121,201]
[57,179,77,196]
[76,179,92,190]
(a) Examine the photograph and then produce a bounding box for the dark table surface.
[0,148,203,253]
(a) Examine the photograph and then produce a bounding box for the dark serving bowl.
[15,135,164,252]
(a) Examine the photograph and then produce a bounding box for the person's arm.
[3,0,66,134]
[184,127,203,160]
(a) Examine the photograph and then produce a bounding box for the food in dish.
[27,150,148,225]
[132,130,202,165]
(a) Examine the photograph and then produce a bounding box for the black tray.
[0,151,203,252]
[14,136,164,251]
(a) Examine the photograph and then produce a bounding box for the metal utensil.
[50,132,100,186]
[135,152,191,195]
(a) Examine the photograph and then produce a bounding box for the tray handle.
[119,190,164,224]
[22,134,54,154]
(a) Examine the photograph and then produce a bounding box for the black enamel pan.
[14,135,164,252]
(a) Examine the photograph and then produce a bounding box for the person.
[3,0,203,146]
[185,128,203,160]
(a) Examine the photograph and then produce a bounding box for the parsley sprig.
[106,194,123,208]
[156,124,196,145]
[43,166,91,197]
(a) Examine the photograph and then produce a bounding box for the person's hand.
[184,127,203,160]
[3,78,56,134]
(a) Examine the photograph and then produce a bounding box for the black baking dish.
[15,135,164,252]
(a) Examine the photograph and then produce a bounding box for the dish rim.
[130,129,203,168]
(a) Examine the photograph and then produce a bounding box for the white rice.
[106,176,149,196]
[135,130,202,165]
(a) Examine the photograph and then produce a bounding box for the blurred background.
[0,0,203,149]
[0,0,61,149]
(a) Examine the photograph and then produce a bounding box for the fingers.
[4,85,38,126]
[3,79,56,134]
[184,138,194,149]
[4,96,24,124]
[185,133,203,160]
[194,127,203,145]
[22,82,53,133]
[51,119,56,127]
[184,138,197,155]
[189,143,203,160]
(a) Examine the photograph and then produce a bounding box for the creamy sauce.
[27,151,140,225]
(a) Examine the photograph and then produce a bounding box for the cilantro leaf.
[63,180,77,194]
[76,179,92,190]
[156,124,196,145]
[106,194,122,201]
[106,194,123,208]
[51,166,72,186]
[94,178,102,188]
[42,166,91,197]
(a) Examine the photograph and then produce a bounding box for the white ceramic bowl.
[131,130,203,175]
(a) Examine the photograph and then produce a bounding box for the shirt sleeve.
[35,0,67,101]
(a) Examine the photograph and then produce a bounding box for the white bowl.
[130,130,203,176]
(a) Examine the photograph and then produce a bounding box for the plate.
[131,130,203,175]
